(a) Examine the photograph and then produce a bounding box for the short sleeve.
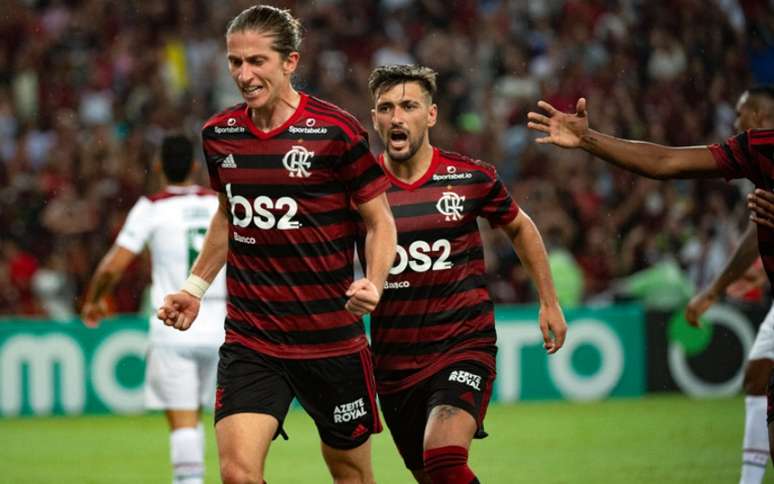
[480,169,519,227]
[202,134,224,193]
[337,134,390,205]
[709,130,762,183]
[115,197,154,254]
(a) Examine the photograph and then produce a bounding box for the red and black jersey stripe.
[202,93,389,359]
[710,128,774,286]
[365,147,519,394]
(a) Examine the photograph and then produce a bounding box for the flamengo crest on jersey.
[282,145,313,178]
[366,147,519,394]
[201,94,389,359]
[436,191,465,221]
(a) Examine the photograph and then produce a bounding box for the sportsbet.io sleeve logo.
[436,191,465,221]
[283,146,313,178]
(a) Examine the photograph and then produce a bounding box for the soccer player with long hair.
[157,6,397,484]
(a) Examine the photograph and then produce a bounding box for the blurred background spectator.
[1,0,773,318]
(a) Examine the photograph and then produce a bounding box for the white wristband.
[181,275,210,299]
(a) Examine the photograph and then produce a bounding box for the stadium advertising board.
[0,306,646,416]
[0,317,146,416]
[646,302,766,397]
[494,305,645,402]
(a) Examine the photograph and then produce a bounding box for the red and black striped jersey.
[710,129,774,285]
[202,93,389,359]
[367,147,520,394]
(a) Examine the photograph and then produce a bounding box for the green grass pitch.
[0,395,764,483]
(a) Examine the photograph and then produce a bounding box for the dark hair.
[368,65,438,102]
[226,5,302,58]
[160,134,194,183]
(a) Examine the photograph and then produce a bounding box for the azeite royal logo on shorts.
[448,370,481,390]
[333,398,366,423]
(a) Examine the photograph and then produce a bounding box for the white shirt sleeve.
[115,197,154,254]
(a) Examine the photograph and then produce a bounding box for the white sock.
[740,396,769,484]
[171,427,204,484]
[195,423,204,448]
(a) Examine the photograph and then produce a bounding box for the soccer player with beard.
[157,6,396,484]
[683,86,774,484]
[527,90,774,482]
[366,65,567,484]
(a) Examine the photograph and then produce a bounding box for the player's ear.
[371,108,378,131]
[427,103,438,128]
[283,52,300,76]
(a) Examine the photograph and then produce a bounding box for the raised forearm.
[579,130,717,180]
[359,194,397,293]
[364,222,396,292]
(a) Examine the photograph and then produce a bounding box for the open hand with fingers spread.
[527,98,590,148]
[749,189,774,229]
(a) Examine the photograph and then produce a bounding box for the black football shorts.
[215,342,381,449]
[379,360,495,470]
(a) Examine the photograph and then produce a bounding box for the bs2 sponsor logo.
[226,184,301,231]
[390,239,453,275]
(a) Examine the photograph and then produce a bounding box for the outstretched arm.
[81,245,136,327]
[685,223,758,326]
[501,210,567,354]
[157,194,229,330]
[527,98,722,180]
[347,193,397,316]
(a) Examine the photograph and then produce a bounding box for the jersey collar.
[379,146,440,191]
[243,92,308,140]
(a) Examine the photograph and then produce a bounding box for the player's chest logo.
[282,145,314,178]
[436,191,465,221]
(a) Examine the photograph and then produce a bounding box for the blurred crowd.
[1,0,773,318]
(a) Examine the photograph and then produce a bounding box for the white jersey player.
[82,134,225,484]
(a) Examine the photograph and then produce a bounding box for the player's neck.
[166,181,195,187]
[249,86,300,132]
[384,142,434,183]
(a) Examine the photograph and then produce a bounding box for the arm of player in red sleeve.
[346,193,396,317]
[501,209,567,354]
[527,98,722,180]
[81,245,137,327]
[685,222,758,327]
[158,193,229,331]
